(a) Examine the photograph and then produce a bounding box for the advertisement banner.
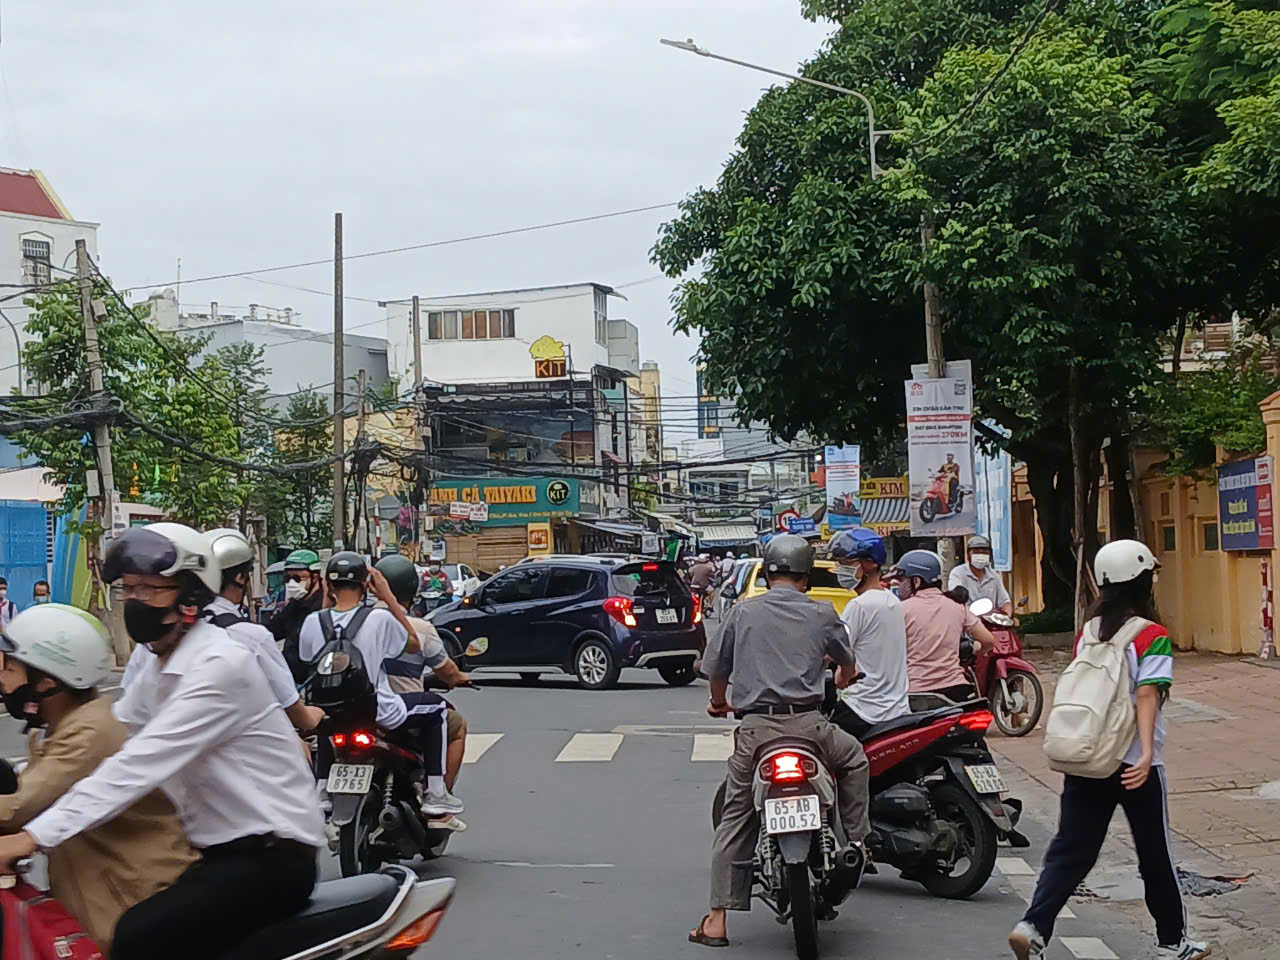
[430,477,580,527]
[1218,457,1275,551]
[824,444,862,530]
[905,378,976,536]
[974,424,1013,572]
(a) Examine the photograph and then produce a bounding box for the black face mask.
[124,598,178,644]
[2,682,54,732]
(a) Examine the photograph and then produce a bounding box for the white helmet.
[0,604,112,689]
[726,551,736,559]
[1094,538,1159,586]
[206,527,254,571]
[102,522,221,595]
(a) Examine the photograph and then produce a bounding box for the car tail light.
[385,902,452,951]
[642,563,659,572]
[957,710,994,734]
[691,593,703,625]
[603,596,637,628]
[761,751,816,782]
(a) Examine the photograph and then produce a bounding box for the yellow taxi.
[738,558,856,615]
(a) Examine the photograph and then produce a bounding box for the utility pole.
[921,219,956,577]
[76,240,126,661]
[332,212,346,550]
[355,368,372,554]
[411,295,423,389]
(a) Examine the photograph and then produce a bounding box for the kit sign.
[1218,457,1275,551]
[429,477,579,526]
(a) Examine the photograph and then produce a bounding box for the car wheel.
[574,639,619,690]
[658,663,698,686]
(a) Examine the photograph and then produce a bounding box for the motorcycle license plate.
[964,763,1007,795]
[764,795,821,835]
[327,764,374,795]
[656,608,678,624]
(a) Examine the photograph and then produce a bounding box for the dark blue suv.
[429,558,706,689]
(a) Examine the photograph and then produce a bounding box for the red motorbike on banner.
[963,598,1044,737]
[919,471,963,524]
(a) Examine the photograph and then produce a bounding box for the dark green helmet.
[375,554,419,606]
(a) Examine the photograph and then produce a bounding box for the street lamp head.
[660,37,708,56]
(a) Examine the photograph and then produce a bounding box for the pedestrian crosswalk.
[555,733,624,762]
[462,730,734,765]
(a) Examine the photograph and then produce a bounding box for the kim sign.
[1217,456,1275,552]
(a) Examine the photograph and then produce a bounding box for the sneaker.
[1008,921,1046,960]
[422,789,464,817]
[428,814,468,833]
[1157,938,1211,960]
[324,820,341,853]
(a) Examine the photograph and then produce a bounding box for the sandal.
[688,914,729,948]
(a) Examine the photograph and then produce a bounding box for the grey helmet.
[896,549,942,584]
[763,534,814,576]
[967,534,992,552]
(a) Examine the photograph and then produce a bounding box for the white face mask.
[284,579,308,601]
[836,564,863,591]
[970,554,991,570]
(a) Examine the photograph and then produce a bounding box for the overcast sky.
[0,2,829,428]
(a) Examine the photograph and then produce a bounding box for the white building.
[383,282,622,385]
[0,168,99,394]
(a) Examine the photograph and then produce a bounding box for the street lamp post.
[660,38,901,178]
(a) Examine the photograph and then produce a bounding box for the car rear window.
[612,565,687,597]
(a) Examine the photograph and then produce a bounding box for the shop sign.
[430,477,580,526]
[1218,456,1275,551]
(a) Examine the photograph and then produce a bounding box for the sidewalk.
[991,650,1280,957]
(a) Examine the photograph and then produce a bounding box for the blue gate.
[0,501,48,608]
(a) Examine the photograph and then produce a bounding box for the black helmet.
[763,533,814,576]
[375,554,418,606]
[896,549,942,584]
[325,551,368,585]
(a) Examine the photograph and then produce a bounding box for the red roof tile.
[0,170,64,219]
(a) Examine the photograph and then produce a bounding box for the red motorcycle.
[919,471,963,524]
[964,598,1044,737]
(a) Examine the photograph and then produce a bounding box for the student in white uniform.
[0,522,324,960]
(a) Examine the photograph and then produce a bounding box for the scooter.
[919,472,963,524]
[964,598,1044,737]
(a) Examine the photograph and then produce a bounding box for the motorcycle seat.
[218,870,402,960]
[859,704,964,742]
[749,736,823,768]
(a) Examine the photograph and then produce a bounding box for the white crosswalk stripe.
[1060,937,1118,960]
[555,733,624,762]
[691,733,734,762]
[463,733,504,764]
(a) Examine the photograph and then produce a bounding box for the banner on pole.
[974,423,1013,572]
[905,377,976,536]
[824,444,862,531]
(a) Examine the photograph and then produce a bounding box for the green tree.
[267,389,333,548]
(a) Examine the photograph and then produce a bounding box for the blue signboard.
[1218,457,1274,551]
[974,423,1013,572]
[788,517,817,535]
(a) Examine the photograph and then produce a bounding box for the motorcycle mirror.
[464,637,489,657]
[968,597,995,617]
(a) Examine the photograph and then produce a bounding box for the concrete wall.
[607,319,639,376]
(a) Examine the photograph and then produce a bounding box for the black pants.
[113,837,317,960]
[1024,767,1185,945]
[923,683,976,703]
[831,700,876,741]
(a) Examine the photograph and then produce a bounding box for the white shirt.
[0,597,16,628]
[838,588,911,723]
[298,606,409,729]
[26,622,324,850]
[947,563,1011,610]
[205,596,300,709]
[720,558,735,577]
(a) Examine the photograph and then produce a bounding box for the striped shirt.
[1075,618,1173,766]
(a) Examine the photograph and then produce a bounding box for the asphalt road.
[0,666,1166,959]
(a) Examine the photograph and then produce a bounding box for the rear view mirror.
[968,597,995,617]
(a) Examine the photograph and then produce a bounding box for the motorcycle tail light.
[603,596,638,628]
[386,901,452,951]
[352,730,375,748]
[331,733,347,747]
[692,593,703,625]
[762,752,816,782]
[957,710,994,734]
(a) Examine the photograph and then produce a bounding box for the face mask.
[0,589,8,600]
[284,580,308,601]
[836,565,863,591]
[33,596,49,604]
[124,598,177,644]
[970,554,991,570]
[897,578,917,601]
[2,682,52,731]
[428,566,441,575]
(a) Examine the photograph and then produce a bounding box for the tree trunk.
[1025,454,1075,610]
[1171,313,1187,381]
[1105,431,1137,541]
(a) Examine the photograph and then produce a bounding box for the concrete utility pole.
[411,295,423,389]
[332,212,346,550]
[355,368,372,553]
[921,221,956,577]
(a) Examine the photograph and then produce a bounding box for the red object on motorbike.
[761,751,818,783]
[862,712,963,778]
[691,593,703,625]
[966,609,1044,737]
[0,880,103,960]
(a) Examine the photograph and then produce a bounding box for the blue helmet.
[828,527,886,567]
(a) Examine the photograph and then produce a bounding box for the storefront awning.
[574,519,646,540]
[695,523,760,548]
[860,498,910,526]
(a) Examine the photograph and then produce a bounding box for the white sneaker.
[428,814,468,833]
[1008,921,1046,960]
[1157,938,1211,960]
[422,789,464,817]
[324,820,341,853]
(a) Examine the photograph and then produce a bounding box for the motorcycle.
[919,471,963,524]
[964,598,1044,737]
[414,590,454,617]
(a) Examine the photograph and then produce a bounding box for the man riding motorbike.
[376,553,472,828]
[947,534,1014,618]
[0,523,324,960]
[0,603,195,956]
[688,553,716,604]
[421,561,453,599]
[898,549,996,702]
[690,533,871,949]
[299,552,462,817]
[270,548,323,682]
[939,453,961,510]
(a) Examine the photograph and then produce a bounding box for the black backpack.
[207,611,248,629]
[307,607,378,717]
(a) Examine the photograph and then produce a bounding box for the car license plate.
[964,763,1007,794]
[764,795,821,835]
[327,764,374,795]
[656,608,678,624]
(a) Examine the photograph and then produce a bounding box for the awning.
[860,498,910,525]
[695,523,760,548]
[575,519,645,540]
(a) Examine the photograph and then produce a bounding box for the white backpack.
[1042,616,1148,778]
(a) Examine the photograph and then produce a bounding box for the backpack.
[0,880,103,960]
[207,611,247,629]
[307,607,377,718]
[1042,616,1149,779]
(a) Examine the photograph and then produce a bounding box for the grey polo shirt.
[703,585,854,712]
[947,562,1011,610]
